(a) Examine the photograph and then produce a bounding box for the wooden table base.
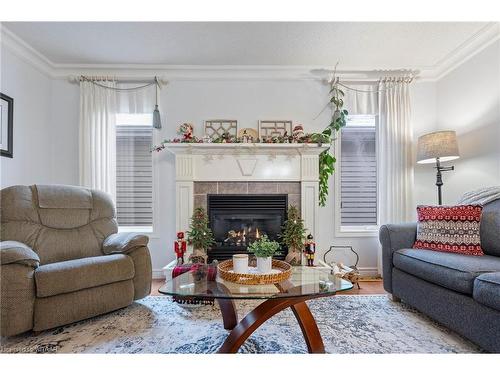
[216,295,325,354]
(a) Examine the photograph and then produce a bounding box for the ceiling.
[2,22,491,69]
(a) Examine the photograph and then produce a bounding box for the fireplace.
[207,194,288,262]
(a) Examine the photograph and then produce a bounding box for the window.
[115,113,153,232]
[339,115,378,231]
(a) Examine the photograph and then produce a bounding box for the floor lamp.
[417,130,460,205]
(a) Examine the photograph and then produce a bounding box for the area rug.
[0,295,480,353]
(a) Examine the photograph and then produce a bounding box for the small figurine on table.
[174,231,187,264]
[304,233,316,267]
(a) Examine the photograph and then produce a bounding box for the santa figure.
[292,125,304,142]
[304,233,316,267]
[174,231,187,264]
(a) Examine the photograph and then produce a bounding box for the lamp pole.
[435,157,454,205]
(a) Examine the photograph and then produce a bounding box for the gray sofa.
[0,184,152,337]
[380,198,500,352]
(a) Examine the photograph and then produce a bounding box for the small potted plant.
[248,235,281,274]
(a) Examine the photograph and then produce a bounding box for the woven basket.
[218,259,292,285]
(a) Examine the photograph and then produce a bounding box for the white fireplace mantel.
[165,142,329,254]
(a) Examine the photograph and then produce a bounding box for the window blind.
[340,122,377,226]
[116,125,153,227]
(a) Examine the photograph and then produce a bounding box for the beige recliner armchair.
[0,184,152,336]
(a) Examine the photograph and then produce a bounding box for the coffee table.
[159,266,353,353]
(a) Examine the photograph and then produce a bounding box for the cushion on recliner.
[35,254,135,298]
[473,272,500,311]
[393,248,500,295]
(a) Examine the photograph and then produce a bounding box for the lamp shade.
[417,130,460,164]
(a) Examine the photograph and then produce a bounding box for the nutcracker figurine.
[304,233,316,267]
[174,231,187,264]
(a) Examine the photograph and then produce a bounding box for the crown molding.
[0,25,54,77]
[2,22,499,82]
[433,22,500,80]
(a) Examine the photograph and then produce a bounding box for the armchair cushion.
[0,241,40,267]
[103,232,149,255]
[35,254,134,298]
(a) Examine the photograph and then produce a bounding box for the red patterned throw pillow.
[413,205,484,256]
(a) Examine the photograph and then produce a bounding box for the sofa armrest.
[0,241,40,268]
[102,232,149,255]
[1,241,38,336]
[379,223,417,293]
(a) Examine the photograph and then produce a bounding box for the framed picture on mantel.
[0,93,13,158]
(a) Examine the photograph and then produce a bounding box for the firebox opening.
[207,194,288,262]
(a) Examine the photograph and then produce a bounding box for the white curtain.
[378,78,414,225]
[116,82,156,114]
[79,79,117,200]
[344,84,378,115]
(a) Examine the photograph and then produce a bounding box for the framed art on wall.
[0,93,13,158]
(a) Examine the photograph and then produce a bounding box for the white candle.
[233,254,249,274]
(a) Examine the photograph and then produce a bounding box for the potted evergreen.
[280,205,307,265]
[186,207,215,264]
[248,235,281,273]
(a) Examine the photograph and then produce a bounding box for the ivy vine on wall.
[311,78,348,207]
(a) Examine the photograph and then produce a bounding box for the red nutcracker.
[304,233,316,267]
[174,231,187,264]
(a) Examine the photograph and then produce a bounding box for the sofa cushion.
[393,248,500,295]
[473,272,500,311]
[413,205,484,256]
[35,254,134,298]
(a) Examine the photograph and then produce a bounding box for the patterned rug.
[0,295,480,354]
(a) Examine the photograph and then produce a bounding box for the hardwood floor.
[150,279,386,296]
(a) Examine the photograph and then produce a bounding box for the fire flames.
[224,226,262,246]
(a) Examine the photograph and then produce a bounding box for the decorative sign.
[258,120,292,140]
[204,120,238,139]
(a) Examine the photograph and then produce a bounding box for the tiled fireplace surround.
[193,181,301,211]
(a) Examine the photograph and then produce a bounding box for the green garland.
[311,81,348,207]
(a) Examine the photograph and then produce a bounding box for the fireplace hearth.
[207,194,288,262]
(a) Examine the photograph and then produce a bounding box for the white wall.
[46,78,437,275]
[9,37,497,276]
[412,82,439,207]
[0,47,53,187]
[435,40,500,204]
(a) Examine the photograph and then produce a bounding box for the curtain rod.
[67,75,168,85]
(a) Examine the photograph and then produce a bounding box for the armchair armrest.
[379,223,417,293]
[102,232,149,255]
[0,241,40,268]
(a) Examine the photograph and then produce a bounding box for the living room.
[1,0,499,372]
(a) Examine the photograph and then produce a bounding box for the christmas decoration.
[281,205,307,266]
[178,123,194,141]
[304,233,316,267]
[186,207,215,264]
[174,231,187,264]
[292,125,305,142]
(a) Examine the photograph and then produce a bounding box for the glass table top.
[158,265,353,300]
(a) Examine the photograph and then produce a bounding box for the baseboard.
[153,269,165,279]
[357,267,380,277]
